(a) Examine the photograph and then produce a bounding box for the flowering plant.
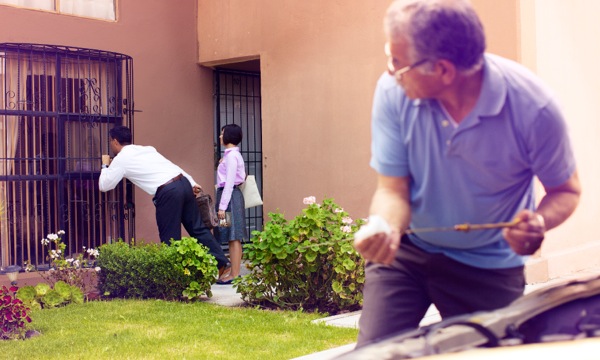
[39,231,100,296]
[237,196,366,314]
[0,285,31,339]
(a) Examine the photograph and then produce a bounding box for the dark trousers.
[356,236,525,348]
[153,177,229,268]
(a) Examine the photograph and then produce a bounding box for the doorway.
[213,65,263,242]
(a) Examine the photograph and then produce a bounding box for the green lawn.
[1,299,358,359]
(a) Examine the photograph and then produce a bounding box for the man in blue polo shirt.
[354,0,581,348]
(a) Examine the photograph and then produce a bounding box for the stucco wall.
[519,0,600,281]
[0,0,214,243]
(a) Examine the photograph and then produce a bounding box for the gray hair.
[384,0,485,73]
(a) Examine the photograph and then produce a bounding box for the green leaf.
[343,258,356,271]
[42,289,65,308]
[35,282,51,296]
[16,286,36,302]
[332,281,342,294]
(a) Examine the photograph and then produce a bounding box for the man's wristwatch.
[101,164,108,170]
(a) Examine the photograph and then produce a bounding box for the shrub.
[171,237,219,299]
[17,281,83,310]
[97,238,216,300]
[0,285,31,340]
[236,197,366,314]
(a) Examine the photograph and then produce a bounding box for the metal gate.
[0,43,135,268]
[214,69,263,240]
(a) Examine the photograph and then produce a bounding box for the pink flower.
[342,217,353,224]
[303,196,316,205]
[341,225,352,233]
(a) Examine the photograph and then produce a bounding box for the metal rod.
[295,219,523,250]
[405,219,522,234]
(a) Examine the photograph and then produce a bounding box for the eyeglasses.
[388,58,429,81]
[385,43,429,81]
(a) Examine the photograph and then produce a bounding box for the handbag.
[196,189,219,229]
[239,175,263,209]
[218,212,232,228]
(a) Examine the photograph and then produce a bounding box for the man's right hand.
[354,174,410,265]
[101,154,111,165]
[354,230,401,265]
[193,184,202,195]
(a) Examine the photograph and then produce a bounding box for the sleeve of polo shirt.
[528,100,576,188]
[369,74,409,177]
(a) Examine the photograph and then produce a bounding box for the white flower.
[66,258,74,263]
[57,230,65,235]
[47,233,58,241]
[303,196,316,205]
[73,260,80,268]
[41,238,49,245]
[87,248,99,258]
[342,217,353,224]
[94,267,101,272]
[50,250,58,259]
[341,225,352,233]
[334,208,344,213]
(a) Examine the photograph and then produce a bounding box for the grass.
[0,299,358,359]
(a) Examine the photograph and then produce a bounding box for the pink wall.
[0,0,215,242]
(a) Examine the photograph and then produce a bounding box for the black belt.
[157,174,183,193]
[217,184,240,190]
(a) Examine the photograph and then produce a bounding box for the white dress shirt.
[99,144,197,196]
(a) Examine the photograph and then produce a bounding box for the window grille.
[0,43,134,268]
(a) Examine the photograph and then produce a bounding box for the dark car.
[337,274,600,359]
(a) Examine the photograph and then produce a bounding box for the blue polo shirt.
[370,54,576,269]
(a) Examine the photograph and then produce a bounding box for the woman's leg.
[226,240,242,278]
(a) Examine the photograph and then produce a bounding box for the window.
[0,43,134,268]
[0,0,116,21]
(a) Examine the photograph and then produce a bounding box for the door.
[214,68,263,241]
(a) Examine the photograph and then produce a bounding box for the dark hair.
[109,125,132,145]
[221,124,243,146]
[386,0,485,72]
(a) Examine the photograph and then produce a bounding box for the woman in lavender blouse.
[214,124,247,284]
